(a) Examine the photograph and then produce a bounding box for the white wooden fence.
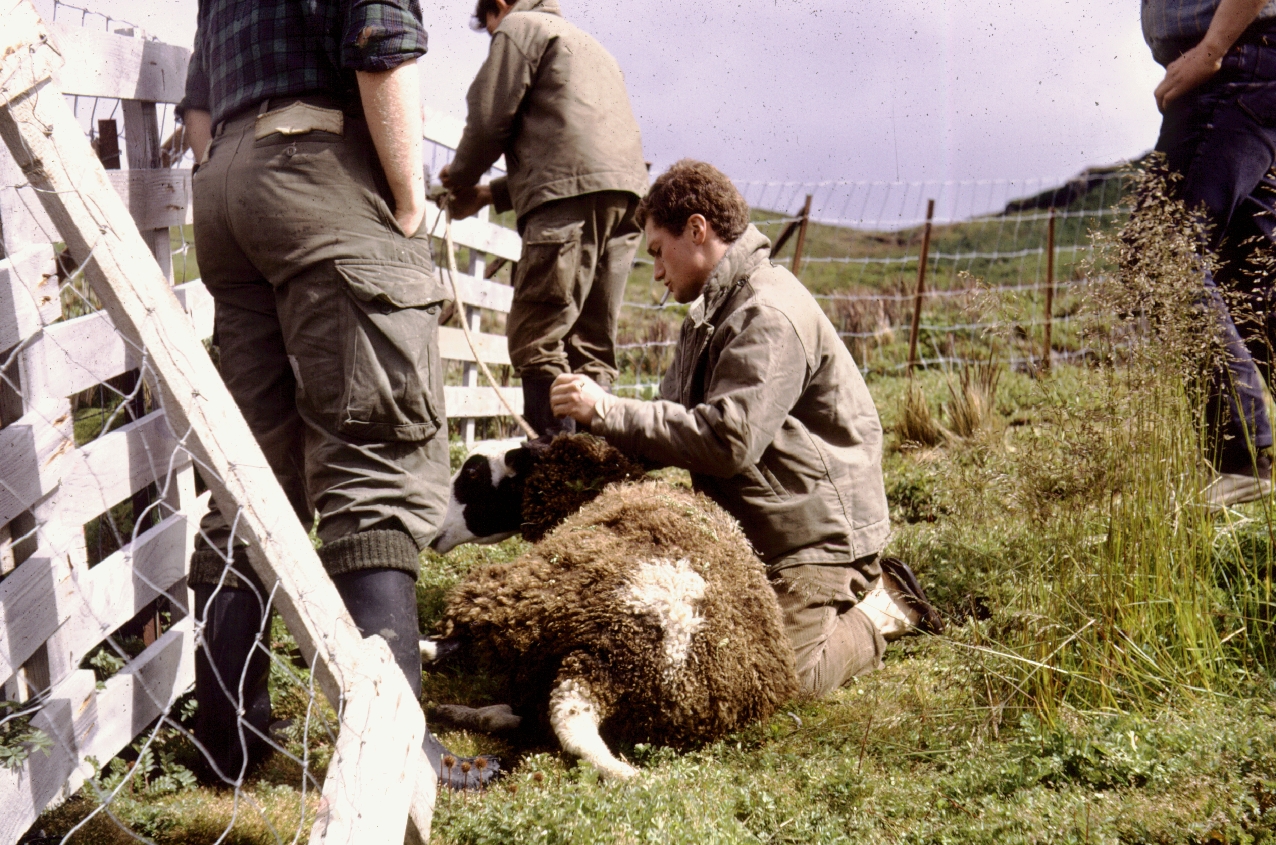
[0,9,522,842]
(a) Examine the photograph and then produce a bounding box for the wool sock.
[855,576,920,641]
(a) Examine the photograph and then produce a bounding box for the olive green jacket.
[594,226,891,570]
[447,0,648,221]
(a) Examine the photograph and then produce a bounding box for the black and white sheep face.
[429,439,532,554]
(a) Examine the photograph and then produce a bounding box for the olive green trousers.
[189,100,449,584]
[506,191,641,386]
[771,557,887,697]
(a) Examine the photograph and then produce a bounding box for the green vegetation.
[34,166,1276,843]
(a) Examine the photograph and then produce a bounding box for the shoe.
[1204,471,1275,509]
[423,729,502,791]
[878,557,944,636]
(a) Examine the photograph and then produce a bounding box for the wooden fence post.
[906,198,936,375]
[0,5,433,841]
[791,194,812,277]
[1043,207,1056,373]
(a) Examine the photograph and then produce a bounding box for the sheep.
[429,434,799,779]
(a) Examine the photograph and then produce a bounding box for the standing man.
[551,161,943,697]
[178,0,490,787]
[440,0,648,437]
[1144,0,1276,506]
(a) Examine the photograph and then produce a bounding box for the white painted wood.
[172,280,213,339]
[0,12,430,838]
[425,202,521,264]
[0,402,73,529]
[104,169,191,231]
[28,244,288,399]
[52,408,192,531]
[49,24,189,103]
[0,550,76,688]
[62,616,196,796]
[438,325,509,366]
[0,243,58,350]
[423,106,504,172]
[0,668,98,845]
[0,513,186,692]
[446,269,514,313]
[36,310,139,398]
[444,385,524,418]
[122,100,172,283]
[309,637,421,845]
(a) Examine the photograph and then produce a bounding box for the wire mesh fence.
[2,5,432,844]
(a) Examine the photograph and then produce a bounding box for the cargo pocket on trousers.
[512,224,582,307]
[333,260,448,442]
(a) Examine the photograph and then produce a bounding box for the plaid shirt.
[180,0,428,124]
[1143,0,1276,64]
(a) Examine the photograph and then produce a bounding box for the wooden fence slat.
[0,404,73,530]
[172,281,214,339]
[0,513,187,690]
[0,617,196,843]
[444,385,523,418]
[104,170,191,231]
[0,668,97,844]
[445,270,514,313]
[438,326,509,366]
[0,11,429,840]
[0,244,58,350]
[425,203,521,264]
[49,24,189,103]
[54,409,192,531]
[37,310,136,398]
[63,616,195,796]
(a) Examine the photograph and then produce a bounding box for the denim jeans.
[1156,39,1276,472]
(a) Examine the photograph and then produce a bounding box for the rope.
[433,198,539,440]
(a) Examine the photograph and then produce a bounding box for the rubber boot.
[330,562,501,791]
[521,375,576,439]
[193,583,273,785]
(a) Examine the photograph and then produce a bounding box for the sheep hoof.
[433,703,523,734]
[420,637,463,663]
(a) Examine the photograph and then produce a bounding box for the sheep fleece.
[442,480,799,749]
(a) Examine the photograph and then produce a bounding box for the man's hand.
[1156,42,1225,111]
[551,373,608,425]
[1155,0,1271,111]
[439,163,455,189]
[447,184,493,219]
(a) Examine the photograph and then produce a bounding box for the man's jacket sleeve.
[448,32,535,189]
[595,305,810,478]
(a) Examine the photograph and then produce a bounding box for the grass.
[29,165,1276,843]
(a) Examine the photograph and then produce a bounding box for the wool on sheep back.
[441,479,799,768]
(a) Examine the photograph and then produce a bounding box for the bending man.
[441,0,648,436]
[551,161,943,696]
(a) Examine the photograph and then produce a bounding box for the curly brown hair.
[636,160,750,243]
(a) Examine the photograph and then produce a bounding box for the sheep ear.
[504,445,536,476]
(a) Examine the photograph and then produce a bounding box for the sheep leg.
[549,676,637,780]
[433,703,523,733]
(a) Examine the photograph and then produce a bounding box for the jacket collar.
[509,0,561,15]
[689,225,772,326]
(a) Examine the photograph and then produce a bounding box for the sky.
[34,0,1167,205]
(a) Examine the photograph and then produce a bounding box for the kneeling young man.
[551,160,941,696]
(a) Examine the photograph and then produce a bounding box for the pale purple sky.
[36,0,1166,187]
